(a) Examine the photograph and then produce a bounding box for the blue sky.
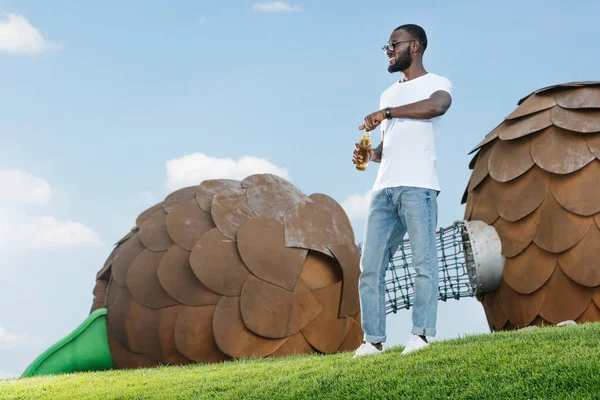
[1,0,599,379]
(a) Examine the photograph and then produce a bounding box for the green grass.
[2,323,600,400]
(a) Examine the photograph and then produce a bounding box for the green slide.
[22,308,115,377]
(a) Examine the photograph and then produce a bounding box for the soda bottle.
[355,132,372,171]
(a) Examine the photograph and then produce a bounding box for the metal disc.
[107,327,157,369]
[196,179,241,213]
[126,249,179,309]
[551,160,600,216]
[163,186,198,213]
[531,126,595,175]
[284,203,354,257]
[174,305,231,363]
[502,243,557,294]
[505,92,557,120]
[498,280,545,328]
[269,332,315,357]
[106,280,133,350]
[300,281,350,353]
[238,216,307,291]
[576,302,600,323]
[493,206,542,258]
[469,124,500,154]
[241,173,290,189]
[157,305,190,365]
[588,134,600,158]
[469,177,501,225]
[551,107,600,133]
[497,166,549,222]
[498,109,553,140]
[533,193,593,254]
[240,275,323,339]
[139,209,175,252]
[165,199,215,251]
[328,244,361,318]
[468,145,492,192]
[246,179,310,220]
[309,193,355,246]
[123,298,162,362]
[557,223,600,287]
[212,296,288,358]
[555,87,600,109]
[299,251,342,290]
[136,202,164,227]
[211,187,256,241]
[539,264,595,324]
[336,313,363,352]
[481,291,507,331]
[157,245,221,306]
[190,228,250,297]
[594,288,600,308]
[111,233,145,287]
[488,136,534,183]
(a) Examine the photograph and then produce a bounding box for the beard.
[388,46,412,73]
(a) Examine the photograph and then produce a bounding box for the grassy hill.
[2,322,599,400]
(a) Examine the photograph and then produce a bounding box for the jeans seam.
[422,192,433,334]
[377,217,401,336]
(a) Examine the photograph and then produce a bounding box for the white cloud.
[253,2,303,13]
[198,16,209,24]
[0,325,42,349]
[0,13,63,54]
[165,153,289,192]
[0,169,52,205]
[341,190,372,223]
[0,169,104,253]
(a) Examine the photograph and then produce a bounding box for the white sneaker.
[401,335,429,355]
[352,342,382,358]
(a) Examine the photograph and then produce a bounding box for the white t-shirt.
[372,73,452,192]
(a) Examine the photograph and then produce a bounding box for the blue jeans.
[359,186,439,343]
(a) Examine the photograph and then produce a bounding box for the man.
[352,24,452,357]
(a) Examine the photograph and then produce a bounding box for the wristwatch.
[385,107,392,120]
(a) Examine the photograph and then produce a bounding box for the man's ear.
[411,41,421,54]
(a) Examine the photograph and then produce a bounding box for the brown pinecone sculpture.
[464,82,600,331]
[91,174,362,369]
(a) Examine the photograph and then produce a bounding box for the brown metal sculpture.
[91,174,362,369]
[464,82,600,331]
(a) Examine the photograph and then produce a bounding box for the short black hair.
[394,24,427,53]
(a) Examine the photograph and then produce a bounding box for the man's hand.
[352,142,383,165]
[359,110,386,132]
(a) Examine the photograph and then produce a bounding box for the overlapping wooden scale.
[328,244,360,318]
[213,296,287,358]
[240,275,323,339]
[531,82,589,97]
[284,203,354,257]
[551,160,600,216]
[555,87,600,109]
[469,124,500,154]
[498,109,553,140]
[139,209,174,252]
[157,305,190,365]
[596,214,600,231]
[246,177,310,220]
[497,281,545,328]
[106,280,133,349]
[501,321,516,331]
[301,281,350,353]
[539,265,595,323]
[481,292,507,331]
[588,134,600,158]
[594,288,600,308]
[337,313,363,352]
[157,245,221,306]
[309,193,355,245]
[174,305,230,363]
[107,329,157,369]
[163,186,198,213]
[557,224,600,287]
[497,166,549,222]
[468,145,492,191]
[238,217,307,291]
[190,228,250,297]
[493,206,542,257]
[196,179,241,213]
[551,107,600,133]
[468,152,478,170]
[464,195,473,220]
[532,193,593,254]
[469,177,501,225]
[505,92,557,120]
[530,315,552,327]
[502,243,557,294]
[123,299,163,361]
[576,302,600,323]
[461,183,469,205]
[530,126,595,174]
[111,234,145,287]
[90,279,109,312]
[211,187,256,241]
[115,228,137,246]
[241,173,289,189]
[488,136,534,182]
[165,199,215,251]
[269,332,315,357]
[299,251,342,290]
[136,202,164,227]
[97,245,118,280]
[126,249,179,309]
